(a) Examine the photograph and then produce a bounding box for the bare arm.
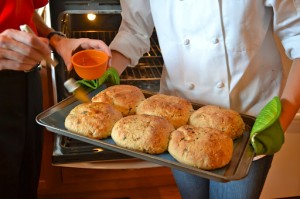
[280,58,300,131]
[110,50,131,75]
[32,11,54,37]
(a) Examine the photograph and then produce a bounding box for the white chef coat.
[110,0,300,116]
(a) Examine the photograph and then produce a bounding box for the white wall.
[260,36,300,199]
[260,116,300,198]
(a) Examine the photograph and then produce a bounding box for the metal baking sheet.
[36,86,255,182]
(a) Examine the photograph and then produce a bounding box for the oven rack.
[67,30,163,81]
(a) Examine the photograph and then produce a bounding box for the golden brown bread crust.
[91,85,145,116]
[136,94,194,128]
[189,105,245,139]
[64,102,123,139]
[111,114,175,154]
[168,125,233,170]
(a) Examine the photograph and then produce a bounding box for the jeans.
[172,155,273,199]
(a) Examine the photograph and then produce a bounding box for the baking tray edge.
[36,87,255,182]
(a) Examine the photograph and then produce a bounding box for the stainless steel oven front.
[47,0,163,167]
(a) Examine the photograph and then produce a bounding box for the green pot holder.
[250,96,285,155]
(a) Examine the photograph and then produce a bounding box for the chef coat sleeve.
[109,0,155,66]
[266,0,300,59]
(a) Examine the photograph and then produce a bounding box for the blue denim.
[172,155,273,199]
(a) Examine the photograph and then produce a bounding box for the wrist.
[47,31,66,40]
[47,31,67,51]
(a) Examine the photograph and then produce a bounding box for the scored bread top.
[189,105,245,139]
[136,94,194,128]
[92,85,145,116]
[168,125,233,170]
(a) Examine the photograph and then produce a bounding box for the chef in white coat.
[109,0,300,198]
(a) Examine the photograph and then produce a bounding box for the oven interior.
[48,0,163,164]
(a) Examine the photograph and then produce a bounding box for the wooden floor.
[39,185,181,199]
[38,166,182,199]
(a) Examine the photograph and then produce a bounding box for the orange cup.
[71,49,109,80]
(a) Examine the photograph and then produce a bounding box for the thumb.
[66,62,73,71]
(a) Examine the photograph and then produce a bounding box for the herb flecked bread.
[189,105,245,139]
[168,125,233,170]
[111,114,175,154]
[136,94,194,128]
[91,85,145,116]
[65,102,122,139]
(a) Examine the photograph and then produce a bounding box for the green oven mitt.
[250,96,285,155]
[76,67,120,90]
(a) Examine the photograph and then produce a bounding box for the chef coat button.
[184,39,190,45]
[216,81,225,88]
[185,82,195,90]
[212,38,219,44]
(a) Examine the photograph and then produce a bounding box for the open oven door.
[45,1,163,168]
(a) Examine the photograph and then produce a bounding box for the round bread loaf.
[168,125,233,170]
[136,94,194,128]
[91,85,145,116]
[189,105,245,139]
[111,114,175,154]
[65,102,123,139]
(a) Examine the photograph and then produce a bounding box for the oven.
[47,0,163,167]
[43,2,300,197]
